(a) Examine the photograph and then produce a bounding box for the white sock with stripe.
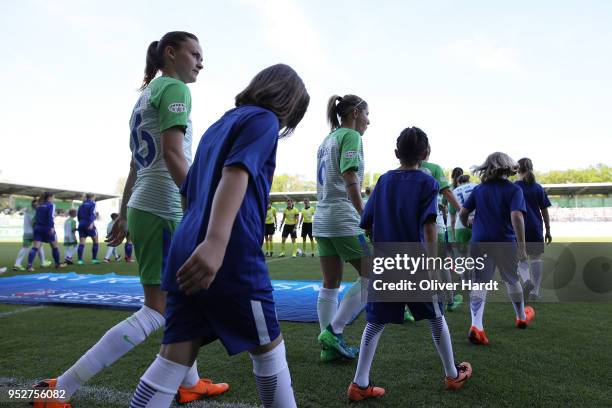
[250,341,296,408]
[15,247,28,266]
[130,354,190,408]
[317,288,338,331]
[353,322,385,388]
[428,317,458,378]
[57,305,164,399]
[331,277,368,334]
[505,280,526,320]
[470,289,487,330]
[531,259,543,296]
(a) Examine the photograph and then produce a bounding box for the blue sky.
[1,0,611,193]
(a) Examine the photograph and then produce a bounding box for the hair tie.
[337,96,344,102]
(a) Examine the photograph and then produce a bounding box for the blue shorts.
[366,297,444,324]
[78,225,97,239]
[33,226,56,243]
[163,290,281,356]
[470,243,519,284]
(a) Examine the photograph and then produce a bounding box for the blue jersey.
[463,178,526,242]
[35,202,55,229]
[515,180,551,242]
[162,105,279,295]
[77,199,96,228]
[360,170,438,242]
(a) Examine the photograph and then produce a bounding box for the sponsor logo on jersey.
[343,150,358,159]
[168,103,187,113]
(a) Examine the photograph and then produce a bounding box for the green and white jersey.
[313,127,364,237]
[23,208,34,238]
[421,161,450,234]
[453,182,477,229]
[127,76,193,222]
[64,218,77,243]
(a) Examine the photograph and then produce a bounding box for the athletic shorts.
[282,224,296,239]
[33,226,56,244]
[22,234,33,247]
[78,225,97,239]
[163,290,281,356]
[301,222,313,238]
[316,235,368,262]
[366,297,444,324]
[470,243,519,284]
[264,223,276,236]
[526,241,545,256]
[128,207,177,285]
[455,228,472,244]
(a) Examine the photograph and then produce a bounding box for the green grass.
[1,242,611,407]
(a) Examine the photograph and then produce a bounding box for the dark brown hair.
[140,31,199,90]
[518,157,536,184]
[396,127,429,166]
[69,209,77,217]
[235,64,310,138]
[451,167,464,188]
[326,94,367,132]
[457,174,471,184]
[40,192,54,202]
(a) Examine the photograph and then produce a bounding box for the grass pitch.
[0,241,611,407]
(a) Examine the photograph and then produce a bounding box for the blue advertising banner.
[0,273,356,323]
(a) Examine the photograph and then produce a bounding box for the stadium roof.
[0,182,118,201]
[269,183,612,203]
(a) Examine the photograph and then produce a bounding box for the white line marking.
[0,306,47,318]
[0,377,261,407]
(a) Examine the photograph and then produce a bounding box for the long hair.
[518,157,536,184]
[40,191,53,203]
[472,152,518,183]
[140,31,199,90]
[451,167,464,188]
[326,94,367,132]
[235,64,310,138]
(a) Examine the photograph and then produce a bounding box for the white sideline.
[0,377,261,407]
[0,305,47,318]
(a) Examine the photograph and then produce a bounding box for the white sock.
[250,341,296,408]
[428,317,458,378]
[39,246,46,263]
[531,259,543,296]
[57,305,164,399]
[517,260,531,283]
[64,246,73,260]
[317,288,338,331]
[505,280,526,320]
[15,247,28,266]
[104,247,115,260]
[439,268,454,304]
[181,361,200,388]
[470,289,487,330]
[330,278,368,334]
[353,322,384,388]
[130,354,191,408]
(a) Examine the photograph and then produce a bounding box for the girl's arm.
[176,166,248,295]
[541,207,552,244]
[441,188,461,215]
[343,170,364,215]
[161,127,189,188]
[423,220,438,259]
[106,159,137,246]
[511,210,527,260]
[459,207,470,228]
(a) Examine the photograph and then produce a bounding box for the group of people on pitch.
[30,31,552,407]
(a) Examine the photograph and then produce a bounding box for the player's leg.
[104,245,115,262]
[290,228,297,257]
[349,317,386,401]
[91,233,100,264]
[280,227,288,257]
[38,244,50,267]
[77,234,86,264]
[250,335,296,408]
[13,238,30,270]
[27,235,42,270]
[468,244,494,345]
[309,235,315,256]
[50,239,65,268]
[528,248,544,301]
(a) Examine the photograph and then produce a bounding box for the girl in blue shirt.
[347,128,472,402]
[130,64,310,408]
[516,158,552,301]
[460,152,535,346]
[27,192,65,270]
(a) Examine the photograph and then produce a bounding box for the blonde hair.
[472,152,518,183]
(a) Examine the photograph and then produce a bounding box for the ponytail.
[518,157,536,184]
[140,41,160,90]
[139,31,199,91]
[326,94,367,132]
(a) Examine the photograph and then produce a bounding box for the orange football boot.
[444,362,473,390]
[347,382,386,401]
[516,305,536,329]
[31,378,71,408]
[176,378,229,404]
[468,326,490,345]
